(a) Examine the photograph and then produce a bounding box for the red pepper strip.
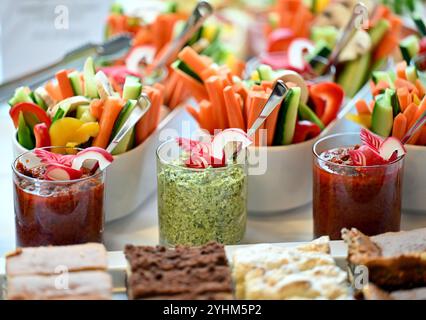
[309,82,344,126]
[9,102,51,128]
[34,123,51,148]
[292,120,321,144]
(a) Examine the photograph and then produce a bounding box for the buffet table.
[1,104,426,256]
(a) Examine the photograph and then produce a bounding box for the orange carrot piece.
[205,76,229,130]
[409,97,426,128]
[136,87,158,144]
[396,61,407,79]
[369,100,375,113]
[373,80,390,96]
[261,81,274,91]
[395,78,416,91]
[415,79,425,98]
[231,59,246,78]
[397,87,410,112]
[403,103,418,126]
[418,126,426,145]
[178,46,210,79]
[355,100,371,115]
[55,70,74,98]
[186,105,200,123]
[223,86,245,130]
[247,92,268,146]
[92,97,123,148]
[174,68,208,102]
[89,99,104,119]
[45,81,62,102]
[252,85,264,92]
[199,100,215,134]
[392,113,408,140]
[373,15,402,61]
[265,100,281,146]
[370,5,391,26]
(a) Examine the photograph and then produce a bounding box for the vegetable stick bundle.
[351,61,426,145]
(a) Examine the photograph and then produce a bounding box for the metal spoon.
[106,94,151,153]
[247,80,289,137]
[401,109,426,144]
[147,1,214,74]
[320,2,368,75]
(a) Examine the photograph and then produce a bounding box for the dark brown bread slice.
[362,283,426,300]
[342,228,426,290]
[124,242,233,300]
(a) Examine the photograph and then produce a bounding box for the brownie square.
[124,242,232,300]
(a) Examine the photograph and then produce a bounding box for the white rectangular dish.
[0,240,348,300]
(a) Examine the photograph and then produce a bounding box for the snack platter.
[0,241,348,300]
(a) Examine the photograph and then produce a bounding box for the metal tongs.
[106,94,151,153]
[320,2,369,75]
[146,1,213,75]
[0,34,132,103]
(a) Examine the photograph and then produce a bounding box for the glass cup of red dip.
[12,147,106,247]
[312,133,405,240]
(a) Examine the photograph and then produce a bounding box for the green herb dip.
[157,162,247,246]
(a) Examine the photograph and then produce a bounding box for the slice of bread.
[342,228,426,290]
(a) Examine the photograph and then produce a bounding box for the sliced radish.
[211,129,253,160]
[20,152,42,169]
[348,149,367,166]
[379,137,406,161]
[71,147,114,171]
[287,38,315,71]
[126,45,156,74]
[45,164,83,181]
[360,128,383,152]
[185,154,209,169]
[34,149,75,166]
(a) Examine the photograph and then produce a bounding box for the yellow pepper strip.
[346,113,372,129]
[413,94,421,106]
[49,117,100,147]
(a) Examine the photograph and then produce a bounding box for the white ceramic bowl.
[402,145,426,212]
[247,138,317,214]
[12,107,196,222]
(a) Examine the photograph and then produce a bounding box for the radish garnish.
[287,38,315,71]
[71,147,114,171]
[360,128,383,152]
[348,149,367,166]
[45,164,83,181]
[185,154,209,169]
[34,149,75,166]
[379,137,407,161]
[211,129,253,160]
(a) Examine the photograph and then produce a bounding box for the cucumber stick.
[8,87,33,106]
[122,76,142,100]
[337,53,371,97]
[68,71,84,96]
[368,19,390,48]
[17,112,34,149]
[83,57,98,98]
[111,100,138,155]
[371,89,394,137]
[400,35,420,64]
[273,87,301,145]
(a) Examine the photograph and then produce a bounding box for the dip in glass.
[156,139,248,246]
[12,147,105,247]
[312,133,405,240]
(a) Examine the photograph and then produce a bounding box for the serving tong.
[0,34,132,103]
[146,1,214,75]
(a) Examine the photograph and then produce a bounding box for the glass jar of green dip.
[156,139,248,246]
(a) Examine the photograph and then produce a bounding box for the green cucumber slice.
[111,100,138,155]
[310,26,338,48]
[83,57,98,98]
[122,76,142,100]
[368,19,390,48]
[257,64,274,81]
[405,65,418,84]
[68,71,84,96]
[337,53,371,97]
[8,87,34,106]
[273,87,301,145]
[400,35,420,64]
[372,71,394,88]
[17,112,34,149]
[412,13,426,36]
[371,90,394,137]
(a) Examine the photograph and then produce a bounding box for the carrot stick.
[45,80,62,102]
[247,92,268,146]
[356,100,371,114]
[178,46,211,79]
[395,78,416,91]
[89,99,104,119]
[55,70,74,98]
[223,86,245,130]
[265,100,281,146]
[205,76,229,130]
[403,103,418,126]
[200,66,218,81]
[231,59,246,78]
[396,61,407,79]
[407,129,422,145]
[392,113,408,140]
[186,105,201,123]
[135,87,157,144]
[174,68,208,101]
[199,100,215,134]
[164,71,179,104]
[373,15,402,61]
[373,80,390,96]
[409,97,426,128]
[93,97,123,148]
[168,80,185,109]
[415,79,425,98]
[397,87,410,112]
[418,126,426,145]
